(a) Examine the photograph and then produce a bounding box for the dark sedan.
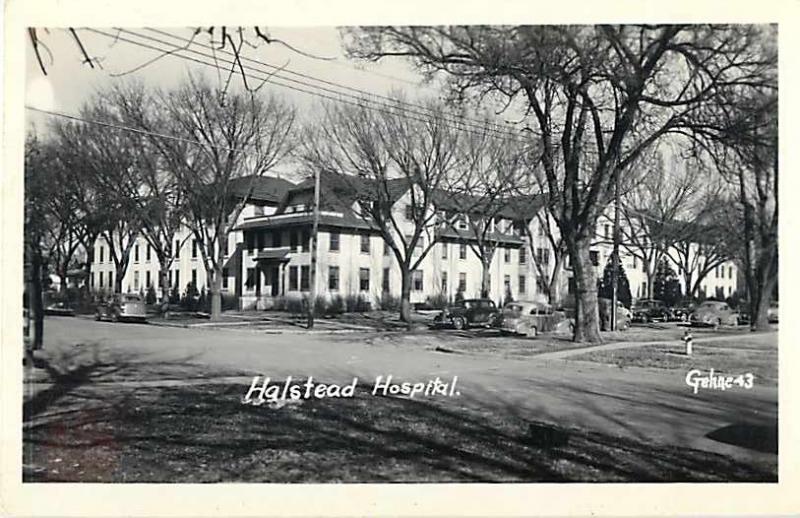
[433,298,499,330]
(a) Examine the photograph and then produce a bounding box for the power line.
[143,27,524,139]
[84,28,530,143]
[25,105,238,153]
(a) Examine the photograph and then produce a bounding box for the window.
[174,270,179,290]
[329,232,340,252]
[91,272,95,288]
[590,251,599,266]
[192,239,198,259]
[246,233,255,255]
[519,275,527,294]
[537,275,546,293]
[633,256,638,269]
[302,230,310,252]
[604,224,610,239]
[328,266,340,290]
[359,268,370,291]
[99,246,104,263]
[361,234,370,254]
[290,231,299,251]
[289,266,298,290]
[487,274,492,292]
[405,204,414,221]
[192,269,197,287]
[169,270,172,287]
[458,272,467,292]
[245,268,255,290]
[99,272,104,288]
[457,216,468,230]
[504,248,511,263]
[134,270,140,291]
[301,265,310,291]
[108,272,113,290]
[146,245,151,262]
[222,268,229,289]
[442,271,448,292]
[459,243,467,260]
[382,267,390,292]
[536,248,550,266]
[134,244,140,262]
[519,247,526,264]
[146,271,151,288]
[441,242,448,259]
[175,240,181,259]
[411,270,424,291]
[383,240,390,256]
[641,281,647,297]
[504,274,511,292]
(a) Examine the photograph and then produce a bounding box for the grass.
[571,335,778,386]
[23,358,776,483]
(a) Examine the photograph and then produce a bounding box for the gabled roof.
[228,175,295,204]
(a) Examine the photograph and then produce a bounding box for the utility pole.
[611,169,621,331]
[307,167,321,329]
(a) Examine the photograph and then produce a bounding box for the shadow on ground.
[22,352,777,483]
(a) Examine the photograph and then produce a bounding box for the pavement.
[25,316,778,470]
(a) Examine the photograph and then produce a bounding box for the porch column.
[255,262,262,298]
[278,262,285,296]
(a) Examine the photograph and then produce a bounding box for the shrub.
[145,285,157,305]
[327,294,345,315]
[376,292,401,311]
[425,293,450,310]
[285,297,305,314]
[344,293,370,312]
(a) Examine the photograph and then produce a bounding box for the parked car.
[768,301,779,323]
[631,299,672,323]
[495,301,570,337]
[44,301,76,317]
[95,294,148,323]
[689,301,738,328]
[669,304,694,322]
[598,298,631,331]
[433,298,499,330]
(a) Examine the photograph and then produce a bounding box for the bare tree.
[439,128,530,299]
[50,100,142,294]
[301,97,464,322]
[345,25,775,342]
[158,75,296,319]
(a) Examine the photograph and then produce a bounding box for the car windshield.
[504,304,524,314]
[700,302,720,309]
[124,295,142,302]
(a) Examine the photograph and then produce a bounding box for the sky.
[24,26,449,179]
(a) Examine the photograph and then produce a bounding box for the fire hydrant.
[683,329,693,356]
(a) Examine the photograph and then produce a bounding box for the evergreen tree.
[598,256,632,309]
[653,258,682,306]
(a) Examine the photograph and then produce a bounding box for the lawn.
[23,357,776,483]
[571,335,778,386]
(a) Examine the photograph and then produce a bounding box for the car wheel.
[95,311,102,321]
[111,311,120,323]
[452,317,466,330]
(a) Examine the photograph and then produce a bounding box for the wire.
[84,28,530,143]
[25,105,238,153]
[143,27,524,138]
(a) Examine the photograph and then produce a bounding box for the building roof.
[228,175,295,204]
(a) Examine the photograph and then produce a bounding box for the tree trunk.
[548,257,563,306]
[210,263,223,319]
[480,258,491,298]
[750,250,777,331]
[114,266,124,294]
[399,267,412,323]
[158,259,171,313]
[567,236,602,343]
[29,248,44,351]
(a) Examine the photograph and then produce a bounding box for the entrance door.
[270,266,280,296]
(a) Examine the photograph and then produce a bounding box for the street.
[22,316,778,481]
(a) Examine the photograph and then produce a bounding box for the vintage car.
[44,301,76,317]
[767,301,779,323]
[433,298,499,330]
[95,294,148,323]
[689,301,738,328]
[495,301,570,337]
[631,299,672,323]
[598,298,632,331]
